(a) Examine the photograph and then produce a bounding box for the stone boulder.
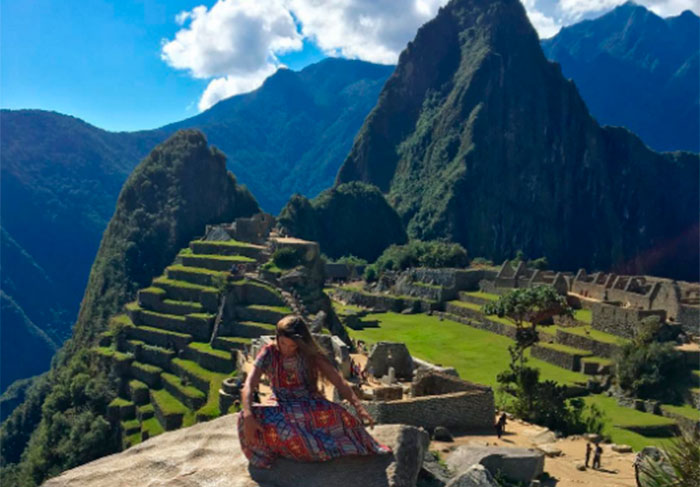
[446,445,544,484]
[445,464,499,487]
[41,414,429,487]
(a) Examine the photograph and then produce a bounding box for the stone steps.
[149,388,188,431]
[151,277,219,312]
[553,328,623,359]
[190,240,265,259]
[130,361,163,388]
[145,297,204,316]
[219,321,276,339]
[128,380,150,406]
[235,304,291,325]
[127,324,192,352]
[580,356,614,375]
[181,253,255,272]
[128,304,187,333]
[530,342,593,372]
[183,342,234,373]
[161,372,207,410]
[128,304,214,342]
[457,291,495,306]
[228,279,286,307]
[166,265,227,288]
[171,358,212,396]
[212,336,251,352]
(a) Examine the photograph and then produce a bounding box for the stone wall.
[592,302,666,339]
[410,268,493,290]
[554,329,621,358]
[394,277,450,302]
[367,342,413,380]
[411,370,490,397]
[678,305,700,335]
[331,288,434,313]
[444,303,517,339]
[363,390,494,431]
[531,344,591,371]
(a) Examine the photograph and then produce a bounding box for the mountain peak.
[336,0,698,279]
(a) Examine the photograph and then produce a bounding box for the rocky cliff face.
[336,0,698,281]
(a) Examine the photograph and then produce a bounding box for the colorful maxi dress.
[238,343,391,468]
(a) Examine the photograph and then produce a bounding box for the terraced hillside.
[91,237,293,448]
[446,291,626,377]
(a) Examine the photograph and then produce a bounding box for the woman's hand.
[243,412,264,445]
[353,402,374,430]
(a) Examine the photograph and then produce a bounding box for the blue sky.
[1,0,325,131]
[2,0,696,132]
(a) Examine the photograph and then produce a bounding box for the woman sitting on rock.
[239,315,391,469]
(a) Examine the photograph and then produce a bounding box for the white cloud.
[164,0,698,111]
[521,0,563,38]
[198,65,278,110]
[556,0,699,21]
[287,0,447,64]
[161,0,302,108]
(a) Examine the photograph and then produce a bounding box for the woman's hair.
[276,315,329,392]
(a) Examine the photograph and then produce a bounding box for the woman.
[238,315,391,469]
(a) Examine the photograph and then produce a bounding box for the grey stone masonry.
[367,342,414,379]
[363,389,494,431]
[592,302,666,339]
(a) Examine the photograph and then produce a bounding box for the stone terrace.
[92,224,299,449]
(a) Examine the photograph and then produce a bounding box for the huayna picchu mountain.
[0,130,259,486]
[336,0,699,282]
[541,2,699,153]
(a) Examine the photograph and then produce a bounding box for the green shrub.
[470,257,494,266]
[635,315,663,345]
[364,265,378,283]
[375,240,468,272]
[335,255,368,267]
[615,341,688,402]
[272,247,303,269]
[498,347,605,435]
[278,182,407,261]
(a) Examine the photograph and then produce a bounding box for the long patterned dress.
[238,343,391,468]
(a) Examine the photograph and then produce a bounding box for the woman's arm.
[316,356,374,429]
[241,363,264,444]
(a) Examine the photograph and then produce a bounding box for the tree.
[483,285,572,361]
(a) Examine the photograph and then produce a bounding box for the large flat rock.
[446,444,544,484]
[41,414,429,487]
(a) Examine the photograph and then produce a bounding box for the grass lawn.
[583,395,677,450]
[347,312,586,388]
[348,311,683,451]
[573,309,592,324]
[462,291,498,301]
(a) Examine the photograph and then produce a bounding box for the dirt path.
[432,418,638,487]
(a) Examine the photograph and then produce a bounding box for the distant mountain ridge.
[0,58,392,393]
[337,0,699,281]
[541,1,700,152]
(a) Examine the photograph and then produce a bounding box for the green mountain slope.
[1,59,392,392]
[0,129,258,486]
[337,0,699,281]
[279,182,407,261]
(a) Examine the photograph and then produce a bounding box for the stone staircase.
[94,237,291,448]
